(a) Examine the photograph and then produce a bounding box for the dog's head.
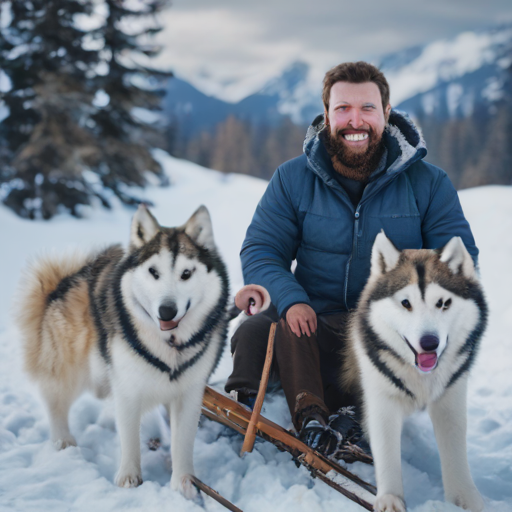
[123,204,226,337]
[364,231,484,374]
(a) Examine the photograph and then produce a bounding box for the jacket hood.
[303,109,427,180]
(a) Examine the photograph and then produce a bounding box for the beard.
[322,126,386,182]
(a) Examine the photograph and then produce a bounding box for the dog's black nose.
[159,303,178,321]
[420,334,439,352]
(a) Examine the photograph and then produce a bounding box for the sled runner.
[202,385,376,510]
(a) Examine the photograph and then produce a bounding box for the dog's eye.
[181,269,192,281]
[436,299,443,309]
[443,298,452,310]
[401,299,412,310]
[148,267,159,280]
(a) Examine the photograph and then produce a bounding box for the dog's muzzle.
[404,335,439,373]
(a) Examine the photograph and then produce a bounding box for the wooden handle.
[240,322,277,455]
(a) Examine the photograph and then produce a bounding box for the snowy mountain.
[383,25,512,119]
[1,151,512,511]
[163,23,512,133]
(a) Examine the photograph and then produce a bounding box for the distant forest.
[166,98,512,190]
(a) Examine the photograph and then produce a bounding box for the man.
[225,62,478,454]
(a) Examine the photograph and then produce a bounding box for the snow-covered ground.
[0,150,511,512]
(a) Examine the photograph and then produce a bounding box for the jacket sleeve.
[240,167,311,317]
[420,169,479,266]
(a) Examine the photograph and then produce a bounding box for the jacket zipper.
[344,205,361,310]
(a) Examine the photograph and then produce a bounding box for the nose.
[420,334,439,352]
[349,108,363,128]
[159,302,178,321]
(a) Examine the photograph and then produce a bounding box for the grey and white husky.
[17,205,229,499]
[343,232,487,512]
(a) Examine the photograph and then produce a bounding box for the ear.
[183,205,216,251]
[324,108,329,126]
[130,204,160,249]
[235,284,271,316]
[439,236,476,279]
[385,103,391,122]
[371,230,400,277]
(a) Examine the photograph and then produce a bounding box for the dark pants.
[225,306,355,430]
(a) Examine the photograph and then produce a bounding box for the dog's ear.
[183,205,216,251]
[439,236,476,279]
[371,230,400,277]
[130,204,160,249]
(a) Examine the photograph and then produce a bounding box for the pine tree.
[89,0,170,205]
[0,0,171,219]
[0,0,101,219]
[0,2,41,179]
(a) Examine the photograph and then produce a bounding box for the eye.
[436,299,443,309]
[401,299,412,310]
[181,269,192,281]
[148,267,159,280]
[443,298,452,310]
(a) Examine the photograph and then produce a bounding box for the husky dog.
[343,232,487,512]
[17,205,229,498]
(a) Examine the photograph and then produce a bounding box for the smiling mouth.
[343,132,369,142]
[403,337,438,373]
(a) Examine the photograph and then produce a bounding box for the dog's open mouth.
[159,319,180,331]
[416,352,438,373]
[158,301,191,331]
[404,337,438,373]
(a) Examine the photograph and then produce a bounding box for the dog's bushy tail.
[15,251,94,379]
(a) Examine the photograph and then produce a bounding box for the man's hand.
[286,304,317,337]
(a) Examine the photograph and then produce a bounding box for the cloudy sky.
[153,0,512,101]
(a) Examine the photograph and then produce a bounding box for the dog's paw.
[115,471,143,488]
[447,488,485,512]
[374,494,406,512]
[53,436,77,450]
[172,474,204,505]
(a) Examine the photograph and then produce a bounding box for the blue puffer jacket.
[241,110,478,317]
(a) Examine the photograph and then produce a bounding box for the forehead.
[329,81,383,109]
[137,229,201,263]
[162,229,201,261]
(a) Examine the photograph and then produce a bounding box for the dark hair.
[322,61,390,112]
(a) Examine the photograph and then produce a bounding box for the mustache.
[335,127,374,138]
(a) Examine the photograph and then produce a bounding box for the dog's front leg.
[113,385,143,488]
[429,377,484,512]
[169,382,204,504]
[365,390,406,512]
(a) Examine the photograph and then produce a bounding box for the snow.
[0,151,511,511]
[93,90,110,108]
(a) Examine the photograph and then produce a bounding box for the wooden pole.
[190,475,244,512]
[240,321,277,455]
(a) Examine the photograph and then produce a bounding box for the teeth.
[344,133,368,142]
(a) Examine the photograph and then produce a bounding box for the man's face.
[325,81,390,147]
[324,81,391,177]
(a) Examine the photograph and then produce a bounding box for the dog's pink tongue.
[159,319,179,331]
[417,352,438,372]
